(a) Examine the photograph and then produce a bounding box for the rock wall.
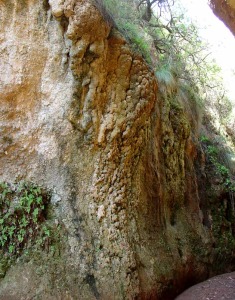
[0,0,234,299]
[210,0,235,36]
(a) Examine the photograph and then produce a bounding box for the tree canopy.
[100,0,232,122]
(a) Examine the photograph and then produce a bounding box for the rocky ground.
[176,272,235,300]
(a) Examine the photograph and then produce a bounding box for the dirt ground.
[176,272,235,300]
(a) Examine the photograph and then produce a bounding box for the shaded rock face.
[0,1,234,299]
[210,0,235,36]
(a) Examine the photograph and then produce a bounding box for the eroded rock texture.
[0,1,234,299]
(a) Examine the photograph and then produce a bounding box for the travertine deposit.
[0,1,235,299]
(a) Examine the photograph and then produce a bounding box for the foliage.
[207,145,219,157]
[211,204,235,264]
[200,135,235,266]
[0,182,66,279]
[155,65,176,94]
[100,0,233,116]
[100,0,152,62]
[200,135,210,143]
[122,21,152,63]
[0,182,51,257]
[200,137,235,192]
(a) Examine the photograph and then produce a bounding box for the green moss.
[0,255,10,278]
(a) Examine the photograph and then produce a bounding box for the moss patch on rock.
[0,182,63,279]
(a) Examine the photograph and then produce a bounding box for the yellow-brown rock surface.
[0,1,234,299]
[210,0,235,35]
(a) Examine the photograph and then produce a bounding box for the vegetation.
[212,203,235,266]
[0,182,61,278]
[201,137,235,192]
[99,0,233,118]
[200,135,235,266]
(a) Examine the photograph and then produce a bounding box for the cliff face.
[0,1,234,299]
[210,0,235,35]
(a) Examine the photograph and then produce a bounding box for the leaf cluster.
[201,137,235,192]
[101,0,232,114]
[0,182,51,256]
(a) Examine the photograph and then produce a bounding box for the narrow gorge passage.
[0,0,235,299]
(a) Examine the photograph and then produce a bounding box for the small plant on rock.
[0,182,50,256]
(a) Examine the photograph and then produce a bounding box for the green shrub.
[207,145,219,158]
[200,139,235,192]
[155,66,176,94]
[122,21,152,63]
[200,135,210,143]
[100,0,233,115]
[215,163,229,177]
